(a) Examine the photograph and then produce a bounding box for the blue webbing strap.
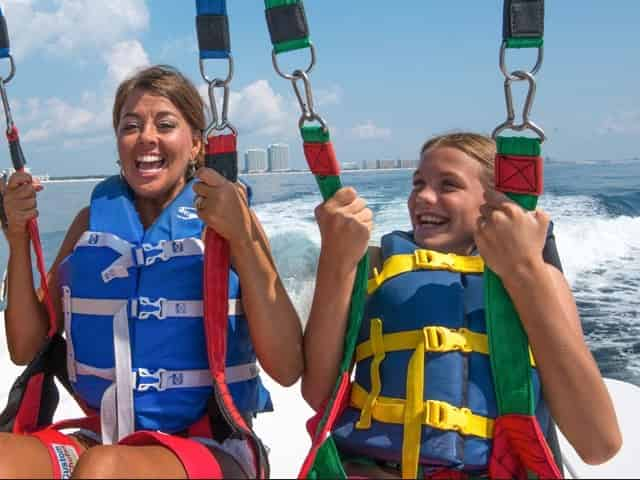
[0,6,10,59]
[196,0,230,59]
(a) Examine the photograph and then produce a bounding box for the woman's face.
[408,146,488,255]
[117,88,201,202]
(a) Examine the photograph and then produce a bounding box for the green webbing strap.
[265,0,311,54]
[486,135,542,415]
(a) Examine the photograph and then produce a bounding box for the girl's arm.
[193,168,303,387]
[301,187,373,410]
[476,189,621,465]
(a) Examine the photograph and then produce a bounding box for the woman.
[0,65,303,478]
[303,132,621,477]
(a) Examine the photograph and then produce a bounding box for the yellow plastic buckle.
[425,400,472,435]
[414,250,455,270]
[423,326,471,353]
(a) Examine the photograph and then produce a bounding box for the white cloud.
[104,40,150,85]
[200,79,294,137]
[598,111,640,135]
[350,120,391,140]
[3,0,149,59]
[315,85,342,107]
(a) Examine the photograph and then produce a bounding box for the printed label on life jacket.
[51,443,79,479]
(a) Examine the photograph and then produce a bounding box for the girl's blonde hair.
[419,132,496,183]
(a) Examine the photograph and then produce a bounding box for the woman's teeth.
[136,155,165,171]
[419,214,447,225]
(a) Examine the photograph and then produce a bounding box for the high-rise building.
[268,143,289,172]
[245,149,267,173]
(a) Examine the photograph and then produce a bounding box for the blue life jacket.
[332,231,550,471]
[57,176,272,434]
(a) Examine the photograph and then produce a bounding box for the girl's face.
[408,146,488,255]
[117,88,201,204]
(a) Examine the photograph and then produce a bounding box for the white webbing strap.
[75,233,205,283]
[74,361,259,387]
[62,286,77,383]
[100,304,135,445]
[69,296,241,319]
[142,238,205,266]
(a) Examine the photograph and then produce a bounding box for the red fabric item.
[27,220,58,337]
[6,125,19,142]
[303,142,340,176]
[119,431,223,479]
[205,134,237,155]
[13,373,44,434]
[50,415,100,434]
[203,230,229,375]
[428,469,468,479]
[489,414,561,480]
[298,373,351,479]
[31,428,82,479]
[187,414,213,439]
[495,154,543,195]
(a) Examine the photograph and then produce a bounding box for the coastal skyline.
[0,1,637,177]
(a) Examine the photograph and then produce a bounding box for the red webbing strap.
[31,428,82,479]
[120,431,223,479]
[489,414,561,479]
[495,154,543,195]
[202,134,267,479]
[303,141,340,176]
[12,372,45,434]
[298,372,350,478]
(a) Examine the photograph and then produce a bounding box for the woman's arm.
[2,171,89,364]
[476,190,621,465]
[193,168,303,387]
[301,188,373,411]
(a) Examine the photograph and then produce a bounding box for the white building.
[268,144,289,172]
[245,149,267,173]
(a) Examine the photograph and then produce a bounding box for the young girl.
[303,132,621,477]
[0,65,303,478]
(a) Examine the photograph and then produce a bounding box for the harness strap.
[355,323,536,366]
[368,250,485,295]
[351,383,494,440]
[31,428,82,479]
[72,362,259,387]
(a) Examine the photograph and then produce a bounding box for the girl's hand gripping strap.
[488,3,561,477]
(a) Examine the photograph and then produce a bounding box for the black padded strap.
[196,14,231,53]
[205,151,238,182]
[503,0,544,39]
[266,3,309,45]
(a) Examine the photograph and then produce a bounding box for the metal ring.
[199,55,234,86]
[0,56,16,85]
[492,70,545,141]
[298,112,328,131]
[0,74,15,133]
[499,41,543,80]
[271,43,316,81]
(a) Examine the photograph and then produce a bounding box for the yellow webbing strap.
[356,319,385,429]
[351,383,495,440]
[402,337,425,479]
[355,324,536,367]
[368,250,485,295]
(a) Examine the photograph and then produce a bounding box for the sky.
[0,0,638,176]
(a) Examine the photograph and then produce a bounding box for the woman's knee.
[0,432,52,477]
[71,446,123,479]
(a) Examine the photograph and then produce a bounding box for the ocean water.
[0,163,638,476]
[1,162,640,386]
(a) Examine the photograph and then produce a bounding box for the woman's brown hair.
[113,65,205,180]
[420,132,496,184]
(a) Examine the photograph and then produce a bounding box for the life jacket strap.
[71,361,259,388]
[368,250,485,295]
[355,323,536,367]
[351,383,494,439]
[74,231,205,283]
[66,296,242,320]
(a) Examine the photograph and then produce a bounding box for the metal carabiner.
[290,69,327,130]
[199,55,234,86]
[499,41,544,80]
[492,70,545,141]
[272,43,316,81]
[0,55,17,134]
